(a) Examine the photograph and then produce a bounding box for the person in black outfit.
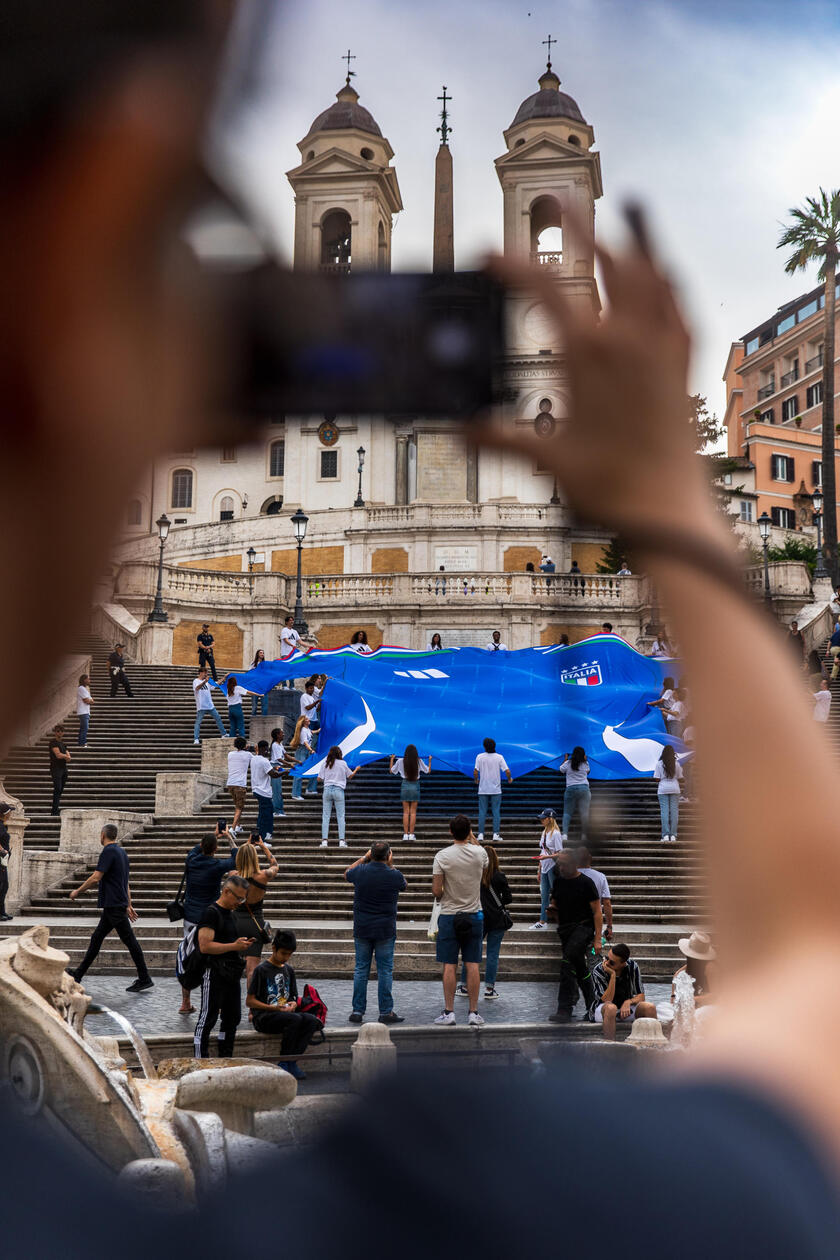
[247,929,323,1079]
[548,849,601,1023]
[196,623,217,680]
[194,874,253,1058]
[0,801,12,920]
[48,723,71,815]
[108,643,133,696]
[68,823,153,992]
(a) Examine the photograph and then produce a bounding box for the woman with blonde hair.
[288,714,316,801]
[531,807,564,930]
[232,835,279,984]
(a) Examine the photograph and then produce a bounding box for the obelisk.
[433,86,454,271]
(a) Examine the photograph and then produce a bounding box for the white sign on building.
[433,545,478,572]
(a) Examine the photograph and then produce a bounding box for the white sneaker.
[469,1011,485,1027]
[193,740,200,745]
[492,833,502,842]
[660,837,669,843]
[670,835,678,843]
[339,840,348,848]
[560,833,568,843]
[402,833,409,843]
[408,833,416,842]
[530,921,548,930]
[455,984,469,997]
[263,835,272,844]
[476,833,484,842]
[319,840,328,848]
[434,1011,456,1025]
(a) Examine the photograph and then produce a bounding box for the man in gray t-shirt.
[431,814,489,1027]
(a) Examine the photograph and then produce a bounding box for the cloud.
[211,0,840,421]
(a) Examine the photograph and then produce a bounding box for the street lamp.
[812,490,829,580]
[354,446,366,508]
[290,508,309,635]
[246,546,257,596]
[758,510,772,605]
[147,513,171,622]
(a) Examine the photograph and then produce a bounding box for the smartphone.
[216,818,226,833]
[221,265,506,417]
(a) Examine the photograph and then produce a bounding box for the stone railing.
[304,571,649,609]
[114,562,290,609]
[743,560,812,598]
[360,503,561,529]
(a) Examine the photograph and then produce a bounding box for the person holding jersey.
[350,629,373,654]
[531,807,564,929]
[389,744,431,842]
[269,726,287,817]
[559,747,591,842]
[251,648,269,715]
[319,746,358,849]
[654,743,683,842]
[288,715,317,801]
[224,675,249,740]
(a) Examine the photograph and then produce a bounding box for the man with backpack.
[246,929,324,1080]
[192,874,253,1059]
[176,827,240,1015]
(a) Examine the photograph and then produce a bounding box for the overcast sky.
[211,0,840,421]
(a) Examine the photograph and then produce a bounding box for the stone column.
[136,620,173,665]
[466,442,478,503]
[1,778,29,915]
[395,436,408,506]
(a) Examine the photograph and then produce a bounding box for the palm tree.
[778,189,840,583]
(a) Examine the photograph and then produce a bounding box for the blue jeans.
[562,784,590,838]
[291,746,315,799]
[254,694,268,716]
[460,927,505,988]
[539,869,555,921]
[659,793,679,837]
[271,773,285,815]
[77,713,90,746]
[322,784,346,840]
[352,936,396,1014]
[477,793,501,836]
[256,793,274,838]
[228,704,245,738]
[194,707,226,741]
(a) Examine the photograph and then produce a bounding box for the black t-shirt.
[248,960,298,1012]
[198,901,244,977]
[49,739,67,773]
[96,844,130,909]
[0,820,9,856]
[197,632,214,651]
[551,872,598,929]
[108,651,125,670]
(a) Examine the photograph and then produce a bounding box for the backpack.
[176,923,209,991]
[298,982,327,1026]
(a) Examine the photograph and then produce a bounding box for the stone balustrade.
[743,560,812,598]
[303,571,648,609]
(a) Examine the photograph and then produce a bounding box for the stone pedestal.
[59,809,153,859]
[350,1023,397,1092]
[250,691,301,745]
[155,773,223,817]
[201,738,235,778]
[136,620,174,665]
[812,577,835,604]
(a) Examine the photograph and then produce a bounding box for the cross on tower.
[342,48,356,83]
[542,33,556,71]
[437,85,452,145]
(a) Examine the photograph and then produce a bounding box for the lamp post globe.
[290,509,309,635]
[148,513,171,623]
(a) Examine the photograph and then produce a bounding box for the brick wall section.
[179,554,242,572]
[571,543,608,571]
[504,545,542,572]
[371,547,409,573]
[271,546,344,575]
[312,623,383,650]
[416,433,467,502]
[173,620,245,669]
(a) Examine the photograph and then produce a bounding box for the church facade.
[105,62,648,662]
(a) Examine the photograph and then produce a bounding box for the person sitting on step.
[246,930,323,1081]
[588,943,656,1040]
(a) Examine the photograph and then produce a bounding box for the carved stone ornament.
[318,419,340,446]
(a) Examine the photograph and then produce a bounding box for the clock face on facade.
[534,411,556,438]
[318,419,340,446]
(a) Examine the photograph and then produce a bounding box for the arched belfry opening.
[321,209,352,273]
[377,220,387,270]
[530,195,563,261]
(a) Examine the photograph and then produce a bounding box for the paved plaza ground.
[82,973,672,1039]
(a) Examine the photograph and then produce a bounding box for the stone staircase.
[0,634,708,982]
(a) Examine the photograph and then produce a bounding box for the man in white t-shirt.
[300,680,321,731]
[813,679,832,723]
[76,672,93,747]
[575,846,613,941]
[473,737,512,842]
[279,614,301,688]
[226,736,253,835]
[193,667,226,744]
[250,739,278,842]
[486,630,508,651]
[432,814,489,1026]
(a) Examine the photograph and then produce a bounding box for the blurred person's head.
[449,814,471,843]
[555,849,579,878]
[200,832,218,856]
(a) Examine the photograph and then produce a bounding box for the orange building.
[723,276,840,531]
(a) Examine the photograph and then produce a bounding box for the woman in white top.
[319,746,358,848]
[531,808,564,929]
[269,726,287,818]
[350,630,373,654]
[813,678,832,723]
[225,675,250,740]
[664,686,688,738]
[647,675,676,716]
[389,743,432,842]
[76,673,93,747]
[559,747,591,842]
[428,633,443,651]
[288,716,316,801]
[251,648,269,715]
[654,743,683,842]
